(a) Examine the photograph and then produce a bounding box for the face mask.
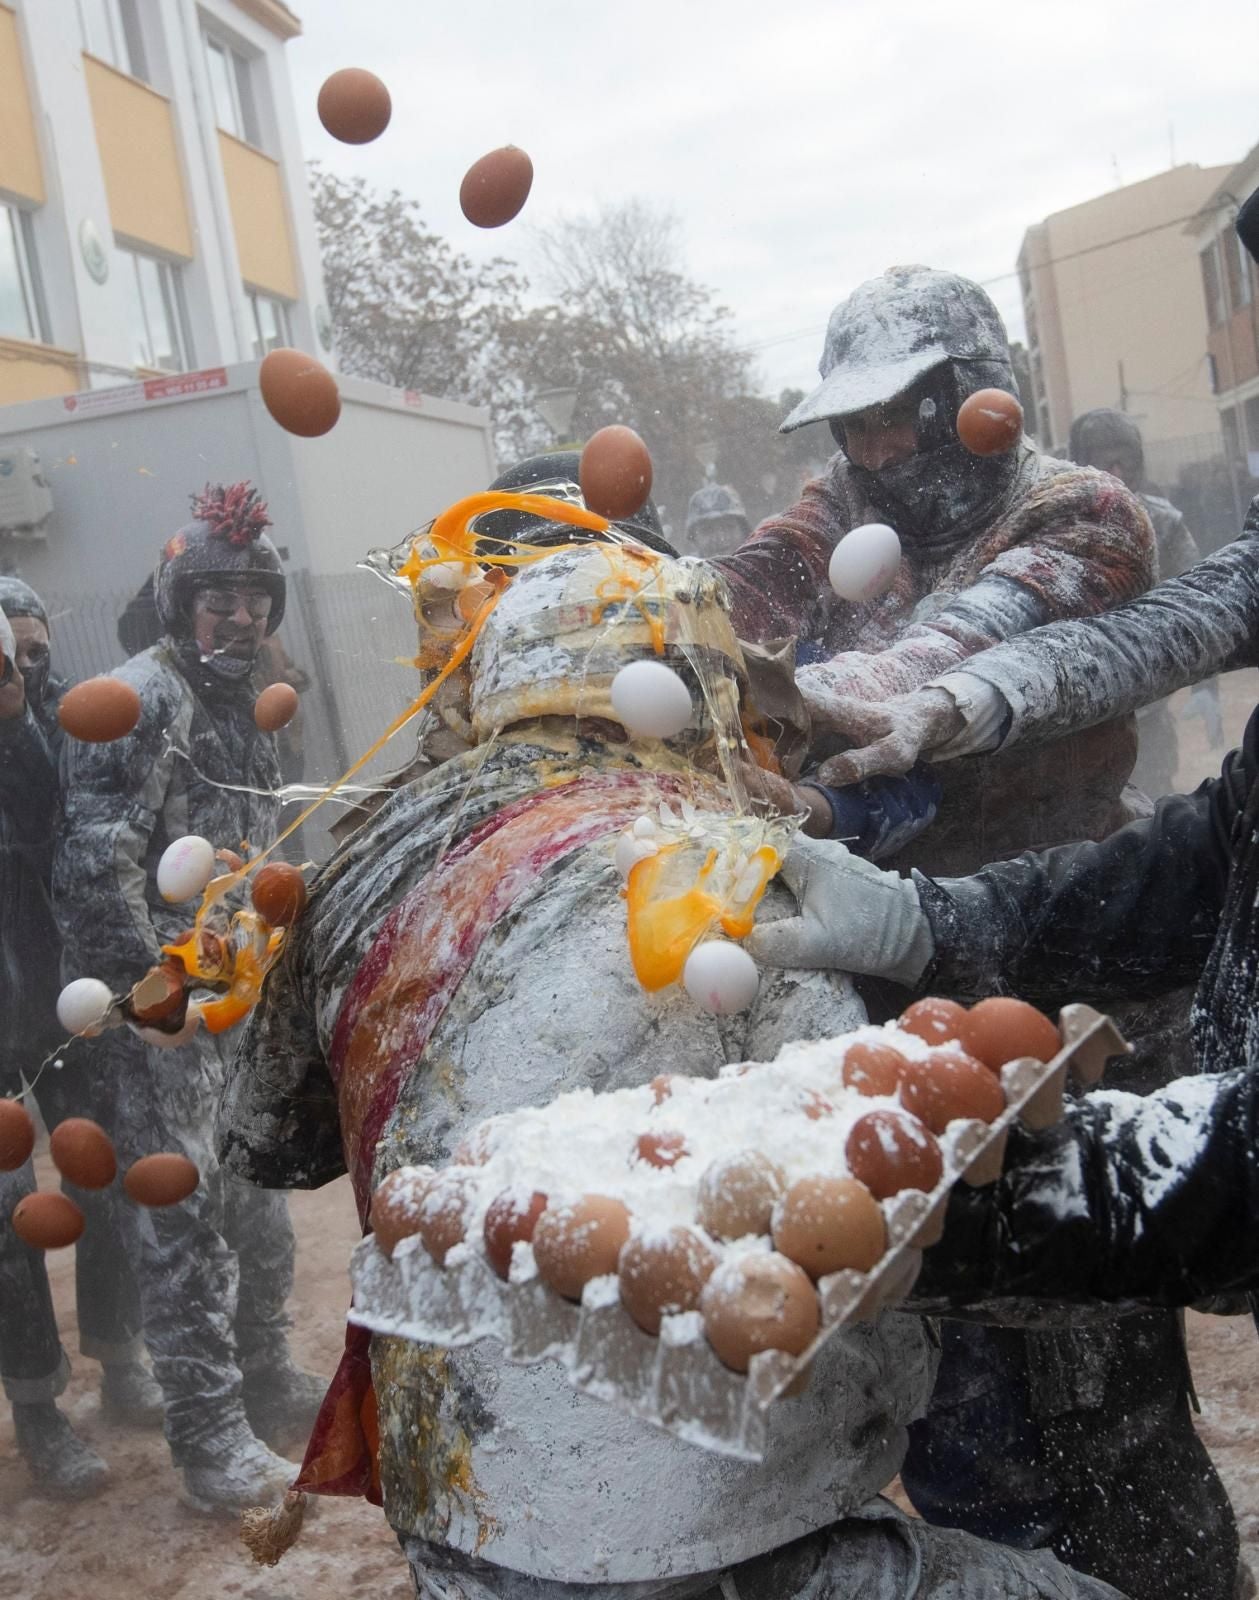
[852,441,1012,543]
[11,635,50,704]
[200,649,256,681]
[19,657,49,703]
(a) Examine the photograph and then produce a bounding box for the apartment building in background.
[0,0,330,406]
[1189,141,1259,476]
[1018,163,1230,480]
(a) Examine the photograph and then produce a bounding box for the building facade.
[0,0,330,407]
[1189,143,1259,478]
[1018,163,1230,479]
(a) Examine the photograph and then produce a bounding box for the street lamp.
[534,386,579,444]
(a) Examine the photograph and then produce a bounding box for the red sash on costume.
[296,770,703,1499]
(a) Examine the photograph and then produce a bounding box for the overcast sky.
[285,0,1259,400]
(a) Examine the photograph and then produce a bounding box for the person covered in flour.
[53,484,324,1512]
[216,457,1122,1600]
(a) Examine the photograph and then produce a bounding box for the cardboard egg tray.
[348,1003,1127,1460]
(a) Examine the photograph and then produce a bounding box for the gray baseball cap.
[781,265,1013,433]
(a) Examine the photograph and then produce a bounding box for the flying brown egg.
[459,146,534,228]
[0,1099,36,1172]
[250,862,308,927]
[13,1192,85,1250]
[59,677,142,743]
[957,389,1024,456]
[579,426,653,521]
[259,348,341,438]
[254,681,299,733]
[317,68,392,145]
[49,1118,117,1190]
[124,1153,200,1207]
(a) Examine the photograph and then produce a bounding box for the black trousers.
[902,1313,1239,1600]
[0,1047,143,1400]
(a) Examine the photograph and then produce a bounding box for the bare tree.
[311,164,526,417]
[502,200,758,528]
[310,172,813,534]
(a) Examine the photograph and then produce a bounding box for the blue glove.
[800,761,942,861]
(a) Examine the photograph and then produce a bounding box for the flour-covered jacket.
[219,732,936,1585]
[909,700,1259,1313]
[715,446,1155,872]
[54,639,280,990]
[936,498,1259,757]
[0,676,66,1068]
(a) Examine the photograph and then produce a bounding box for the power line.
[738,207,1209,358]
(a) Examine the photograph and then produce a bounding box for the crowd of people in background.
[4,225,1259,1600]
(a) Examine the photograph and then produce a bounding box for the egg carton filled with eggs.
[350,996,1126,1460]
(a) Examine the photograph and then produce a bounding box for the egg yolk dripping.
[147,492,624,1029]
[626,841,780,992]
[591,545,669,656]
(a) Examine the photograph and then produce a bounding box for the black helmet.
[1068,408,1145,488]
[154,482,286,636]
[475,451,676,557]
[685,483,749,537]
[781,267,1021,545]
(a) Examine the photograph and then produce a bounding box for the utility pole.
[1117,360,1128,412]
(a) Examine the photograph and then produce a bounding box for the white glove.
[0,609,14,666]
[748,836,934,984]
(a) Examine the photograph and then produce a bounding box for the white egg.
[610,661,693,739]
[156,835,217,903]
[827,522,902,602]
[614,832,658,882]
[57,977,114,1037]
[682,942,760,1015]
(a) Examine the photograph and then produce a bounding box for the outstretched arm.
[917,1068,1259,1308]
[753,705,1253,1004]
[797,464,1154,728]
[818,501,1259,785]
